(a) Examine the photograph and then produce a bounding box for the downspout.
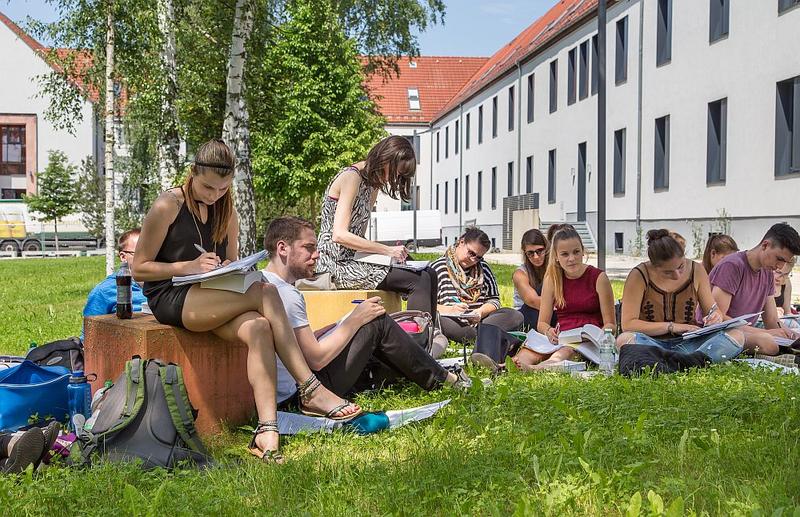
[429,121,434,211]
[635,0,644,247]
[458,103,464,235]
[516,61,523,194]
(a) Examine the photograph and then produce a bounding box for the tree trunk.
[157,0,180,191]
[104,7,116,274]
[54,219,60,253]
[223,0,257,256]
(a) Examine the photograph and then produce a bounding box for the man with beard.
[261,216,471,401]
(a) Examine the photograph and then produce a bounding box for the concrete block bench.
[83,314,253,435]
[301,290,402,329]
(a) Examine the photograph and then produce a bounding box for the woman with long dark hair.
[316,135,438,318]
[512,229,557,330]
[133,139,360,463]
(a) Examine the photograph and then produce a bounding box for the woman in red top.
[514,225,616,370]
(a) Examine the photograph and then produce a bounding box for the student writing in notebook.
[132,139,360,464]
[513,225,615,370]
[615,229,744,363]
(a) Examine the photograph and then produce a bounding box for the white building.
[0,11,103,199]
[422,0,800,254]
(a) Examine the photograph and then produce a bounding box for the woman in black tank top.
[132,139,361,463]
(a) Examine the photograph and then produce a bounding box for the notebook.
[200,270,264,294]
[353,252,429,272]
[522,325,609,365]
[172,250,267,286]
[680,312,762,340]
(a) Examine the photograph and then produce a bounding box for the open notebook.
[172,250,267,289]
[353,252,429,272]
[522,324,608,365]
[680,311,762,340]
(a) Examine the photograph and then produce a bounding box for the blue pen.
[351,299,365,304]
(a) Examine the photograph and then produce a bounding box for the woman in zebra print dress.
[317,136,438,318]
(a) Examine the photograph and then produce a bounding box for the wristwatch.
[667,322,675,335]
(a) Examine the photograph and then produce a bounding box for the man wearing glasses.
[708,223,800,355]
[81,228,147,337]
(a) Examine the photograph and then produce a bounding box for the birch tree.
[104,5,116,274]
[222,0,257,256]
[157,0,181,190]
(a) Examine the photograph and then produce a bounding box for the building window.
[491,238,496,249]
[776,75,800,176]
[579,40,589,100]
[507,162,514,197]
[655,115,670,189]
[445,126,449,159]
[707,98,728,184]
[403,135,421,164]
[779,0,800,14]
[591,35,599,96]
[435,184,440,210]
[657,0,672,66]
[444,181,449,214]
[454,178,459,213]
[455,120,460,155]
[466,113,471,150]
[478,106,484,144]
[709,0,729,42]
[527,74,535,123]
[436,132,440,162]
[465,174,470,212]
[549,60,558,113]
[407,88,420,110]
[613,128,626,195]
[525,155,533,194]
[548,149,557,203]
[616,16,628,84]
[491,166,497,209]
[508,86,515,132]
[0,125,26,176]
[477,170,483,210]
[567,48,577,106]
[615,232,624,253]
[492,96,498,138]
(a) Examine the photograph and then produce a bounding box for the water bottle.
[116,261,133,319]
[599,329,615,375]
[67,371,92,431]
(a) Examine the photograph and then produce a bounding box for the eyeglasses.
[465,247,485,261]
[120,250,135,256]
[525,248,546,258]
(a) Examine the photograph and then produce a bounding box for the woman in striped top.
[432,227,523,344]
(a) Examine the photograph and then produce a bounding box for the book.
[172,250,267,286]
[440,310,480,321]
[538,360,587,372]
[353,252,429,272]
[521,325,607,365]
[200,270,263,294]
[680,311,762,340]
[140,302,152,315]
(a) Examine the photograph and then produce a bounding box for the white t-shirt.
[261,270,311,403]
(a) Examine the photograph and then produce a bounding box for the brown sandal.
[247,420,283,464]
[297,374,362,421]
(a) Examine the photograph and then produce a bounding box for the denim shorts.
[628,330,743,364]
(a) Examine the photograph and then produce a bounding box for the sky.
[1,0,555,57]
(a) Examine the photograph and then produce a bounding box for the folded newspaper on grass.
[353,252,429,272]
[680,311,762,340]
[172,250,267,292]
[522,324,607,365]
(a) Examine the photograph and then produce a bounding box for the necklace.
[184,186,215,254]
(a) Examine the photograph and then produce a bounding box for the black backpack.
[25,337,84,372]
[72,356,213,470]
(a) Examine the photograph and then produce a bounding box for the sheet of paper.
[172,250,267,285]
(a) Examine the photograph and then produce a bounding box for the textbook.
[538,360,587,373]
[680,311,762,340]
[353,252,429,272]
[440,310,480,321]
[172,250,267,286]
[200,270,263,294]
[522,325,606,365]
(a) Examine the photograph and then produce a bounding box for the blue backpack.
[0,360,71,431]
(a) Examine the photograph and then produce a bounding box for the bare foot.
[305,385,361,419]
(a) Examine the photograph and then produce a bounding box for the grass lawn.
[0,257,798,515]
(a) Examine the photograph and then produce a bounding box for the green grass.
[0,257,798,515]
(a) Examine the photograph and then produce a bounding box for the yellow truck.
[0,200,101,255]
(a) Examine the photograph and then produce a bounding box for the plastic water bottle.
[599,329,616,376]
[67,371,92,431]
[116,261,132,319]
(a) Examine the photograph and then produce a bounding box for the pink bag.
[397,321,420,333]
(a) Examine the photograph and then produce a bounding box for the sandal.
[247,420,284,464]
[1,428,45,474]
[297,374,362,421]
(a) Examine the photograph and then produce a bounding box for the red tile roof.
[434,0,600,123]
[363,56,489,125]
[0,10,99,102]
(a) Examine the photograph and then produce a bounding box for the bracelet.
[667,322,674,334]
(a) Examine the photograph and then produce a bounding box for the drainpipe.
[516,61,523,194]
[412,128,418,251]
[597,0,608,270]
[458,103,464,235]
[635,0,645,246]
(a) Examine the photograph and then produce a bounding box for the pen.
[704,303,718,324]
[194,243,207,254]
[351,299,364,304]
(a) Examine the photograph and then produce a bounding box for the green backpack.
[72,356,213,469]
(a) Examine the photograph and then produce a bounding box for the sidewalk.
[482,251,642,280]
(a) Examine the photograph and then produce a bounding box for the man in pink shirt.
[709,223,800,354]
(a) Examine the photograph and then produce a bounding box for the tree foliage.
[75,157,105,239]
[249,0,386,223]
[25,151,79,250]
